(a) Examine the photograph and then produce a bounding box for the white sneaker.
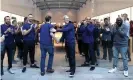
[124,71,128,77]
[8,68,15,74]
[108,67,117,73]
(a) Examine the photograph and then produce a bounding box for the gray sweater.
[112,24,129,47]
[101,24,112,41]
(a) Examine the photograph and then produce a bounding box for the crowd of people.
[0,13,133,80]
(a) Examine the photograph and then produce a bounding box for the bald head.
[116,17,123,26]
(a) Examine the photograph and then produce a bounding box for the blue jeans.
[40,44,54,72]
[113,46,128,71]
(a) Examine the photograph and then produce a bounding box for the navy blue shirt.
[81,24,95,43]
[1,24,15,45]
[57,22,75,44]
[22,23,35,41]
[40,23,53,46]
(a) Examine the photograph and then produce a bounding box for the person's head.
[123,13,128,21]
[45,15,52,22]
[116,18,123,27]
[28,14,33,22]
[104,18,109,25]
[63,15,69,24]
[24,17,28,23]
[85,17,91,24]
[4,16,11,25]
[12,20,17,27]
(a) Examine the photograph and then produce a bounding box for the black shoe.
[30,64,39,68]
[81,63,89,67]
[46,69,54,73]
[66,70,71,72]
[41,72,45,76]
[22,67,26,73]
[69,72,75,77]
[90,67,95,71]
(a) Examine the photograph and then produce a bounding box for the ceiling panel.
[33,0,87,10]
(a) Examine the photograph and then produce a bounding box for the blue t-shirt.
[1,24,15,45]
[22,23,35,41]
[40,23,53,46]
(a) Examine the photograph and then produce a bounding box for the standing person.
[94,21,101,59]
[130,21,133,56]
[14,21,23,60]
[77,21,84,56]
[40,16,58,76]
[81,17,96,70]
[1,16,15,74]
[57,15,76,77]
[0,34,5,80]
[108,18,129,77]
[122,14,131,61]
[21,14,39,73]
[101,18,113,62]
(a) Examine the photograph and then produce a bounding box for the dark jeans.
[1,43,14,75]
[83,43,90,63]
[16,42,23,59]
[40,44,54,72]
[77,40,83,55]
[65,43,76,72]
[94,41,100,57]
[102,40,113,60]
[23,40,35,66]
[12,42,16,61]
[83,42,96,66]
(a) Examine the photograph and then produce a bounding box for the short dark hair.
[104,18,108,21]
[28,14,32,16]
[45,16,51,22]
[4,16,10,20]
[24,17,28,22]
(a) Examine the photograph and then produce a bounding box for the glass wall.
[0,10,24,25]
[92,7,132,24]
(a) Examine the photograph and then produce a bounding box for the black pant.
[1,43,13,75]
[77,40,83,55]
[16,42,23,59]
[23,40,35,66]
[65,43,76,72]
[83,43,96,66]
[102,40,113,60]
[83,43,90,63]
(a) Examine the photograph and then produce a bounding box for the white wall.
[42,9,77,24]
[77,0,133,22]
[1,0,42,22]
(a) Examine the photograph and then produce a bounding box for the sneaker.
[8,68,15,74]
[108,67,117,73]
[41,72,45,76]
[22,67,26,73]
[69,72,75,77]
[0,75,2,80]
[66,70,71,72]
[90,67,95,71]
[46,69,54,73]
[124,71,128,77]
[30,64,39,68]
